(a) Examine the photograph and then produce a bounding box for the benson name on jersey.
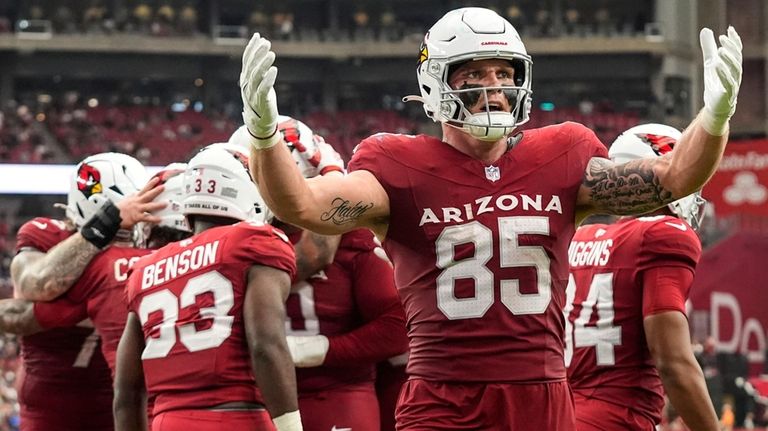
[141,240,219,289]
[419,193,563,226]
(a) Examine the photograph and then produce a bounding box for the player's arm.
[243,264,302,430]
[12,180,165,301]
[287,248,408,367]
[576,27,741,220]
[254,145,390,237]
[0,299,43,335]
[114,312,148,431]
[239,34,389,237]
[643,267,719,431]
[293,230,341,282]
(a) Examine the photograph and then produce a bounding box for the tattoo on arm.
[0,300,42,335]
[320,197,374,225]
[21,235,100,301]
[584,156,674,215]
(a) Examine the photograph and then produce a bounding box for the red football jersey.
[347,123,607,382]
[125,221,296,415]
[566,215,702,424]
[34,245,152,375]
[14,217,113,387]
[285,229,407,392]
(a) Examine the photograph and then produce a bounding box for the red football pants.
[573,392,656,431]
[152,409,275,431]
[396,379,575,430]
[19,368,113,431]
[299,384,380,431]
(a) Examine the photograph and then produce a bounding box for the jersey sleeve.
[34,297,88,329]
[323,238,409,366]
[637,219,702,271]
[642,265,694,317]
[15,218,71,253]
[564,121,609,160]
[230,224,297,280]
[638,218,702,316]
[347,134,385,181]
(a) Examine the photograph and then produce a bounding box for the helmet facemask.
[408,7,533,142]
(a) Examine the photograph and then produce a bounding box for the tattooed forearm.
[584,157,674,215]
[0,299,42,335]
[18,235,100,301]
[320,197,374,225]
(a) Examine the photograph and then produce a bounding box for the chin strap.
[402,95,426,104]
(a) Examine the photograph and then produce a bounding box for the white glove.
[240,33,281,149]
[285,335,329,367]
[699,26,743,136]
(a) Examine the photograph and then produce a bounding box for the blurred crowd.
[0,1,654,41]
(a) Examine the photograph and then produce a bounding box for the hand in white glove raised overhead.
[240,33,282,149]
[700,26,743,136]
[285,335,329,368]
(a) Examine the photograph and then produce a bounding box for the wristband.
[80,201,122,248]
[273,410,302,431]
[700,108,730,137]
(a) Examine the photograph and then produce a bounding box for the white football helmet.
[228,115,323,178]
[150,163,191,232]
[66,152,148,228]
[609,123,707,230]
[406,7,532,141]
[183,144,268,223]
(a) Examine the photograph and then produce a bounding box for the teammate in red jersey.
[1,165,192,376]
[115,145,302,431]
[8,152,163,431]
[240,7,742,429]
[565,124,719,431]
[235,116,409,431]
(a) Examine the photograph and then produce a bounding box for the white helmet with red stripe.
[609,123,707,230]
[407,7,532,141]
[66,152,148,228]
[150,163,190,232]
[182,144,267,223]
[228,115,323,178]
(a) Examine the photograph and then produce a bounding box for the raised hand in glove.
[699,26,742,136]
[240,33,281,149]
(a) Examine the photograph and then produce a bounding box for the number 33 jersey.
[124,221,296,414]
[347,123,607,382]
[565,216,701,422]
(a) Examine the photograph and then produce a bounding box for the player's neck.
[442,126,508,164]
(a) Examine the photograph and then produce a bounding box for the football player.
[258,116,409,431]
[8,152,163,431]
[566,124,719,431]
[242,7,742,429]
[115,145,301,431]
[0,164,192,376]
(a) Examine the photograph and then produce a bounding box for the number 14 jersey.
[566,216,702,423]
[347,122,607,382]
